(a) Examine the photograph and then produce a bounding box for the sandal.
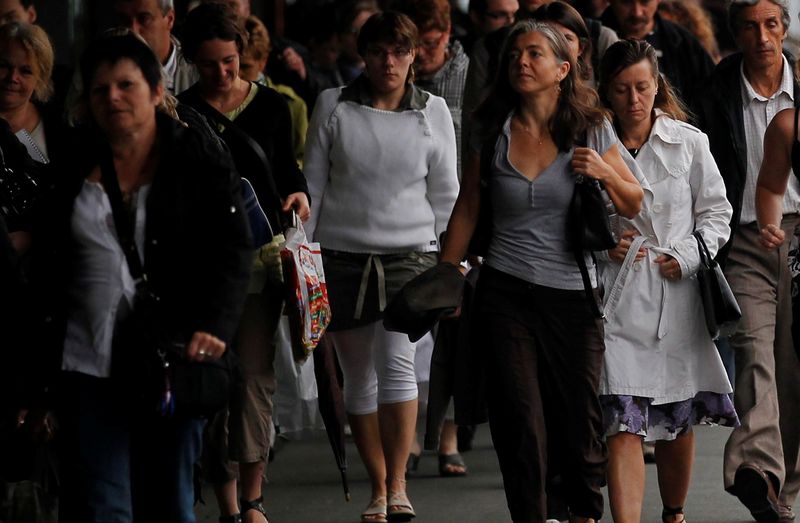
[387,491,416,522]
[438,453,467,477]
[662,506,686,523]
[240,496,269,523]
[361,496,388,523]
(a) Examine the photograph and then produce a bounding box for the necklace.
[512,117,547,146]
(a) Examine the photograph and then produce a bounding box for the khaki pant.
[204,288,283,483]
[723,217,800,506]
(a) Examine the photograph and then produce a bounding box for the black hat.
[383,263,465,342]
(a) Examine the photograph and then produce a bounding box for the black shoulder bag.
[190,98,289,235]
[568,135,620,317]
[102,149,236,418]
[693,231,741,339]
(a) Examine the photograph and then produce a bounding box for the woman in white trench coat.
[596,40,739,523]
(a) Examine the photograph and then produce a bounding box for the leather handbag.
[568,175,619,252]
[693,231,742,339]
[99,147,236,418]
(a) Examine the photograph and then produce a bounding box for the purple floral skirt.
[600,392,739,442]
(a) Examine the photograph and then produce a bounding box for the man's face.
[610,0,659,39]
[735,0,787,72]
[0,0,36,25]
[472,0,519,35]
[115,0,175,65]
[416,28,450,76]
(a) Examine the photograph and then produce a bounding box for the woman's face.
[0,40,38,111]
[89,58,163,137]
[507,31,568,97]
[363,40,415,96]
[238,52,266,82]
[605,59,657,130]
[194,38,240,94]
[550,22,581,65]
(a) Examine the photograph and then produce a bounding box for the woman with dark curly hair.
[440,19,642,523]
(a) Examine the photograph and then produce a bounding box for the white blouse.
[61,180,149,378]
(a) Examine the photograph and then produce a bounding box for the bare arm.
[440,150,482,265]
[572,144,644,218]
[756,108,794,249]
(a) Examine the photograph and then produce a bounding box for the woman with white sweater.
[303,12,459,523]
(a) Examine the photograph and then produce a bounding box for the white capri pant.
[327,322,418,415]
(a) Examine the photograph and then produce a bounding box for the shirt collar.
[339,74,428,111]
[649,109,683,144]
[739,55,794,107]
[162,37,178,91]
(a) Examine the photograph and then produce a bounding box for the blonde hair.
[0,22,54,103]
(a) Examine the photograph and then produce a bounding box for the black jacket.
[29,113,253,395]
[694,52,800,263]
[601,12,714,109]
[179,83,309,231]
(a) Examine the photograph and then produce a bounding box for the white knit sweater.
[304,86,459,254]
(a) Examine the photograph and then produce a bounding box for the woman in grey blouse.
[440,20,643,523]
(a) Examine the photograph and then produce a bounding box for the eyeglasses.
[484,10,517,23]
[365,46,412,60]
[419,32,447,51]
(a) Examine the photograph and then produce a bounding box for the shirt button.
[230,206,236,213]
[652,203,663,213]
[633,262,642,272]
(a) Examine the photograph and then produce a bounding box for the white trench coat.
[598,112,734,404]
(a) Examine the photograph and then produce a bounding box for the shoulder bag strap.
[190,95,287,231]
[572,130,604,318]
[98,146,147,286]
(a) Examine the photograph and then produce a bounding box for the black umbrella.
[312,335,351,502]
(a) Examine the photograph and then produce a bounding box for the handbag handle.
[693,231,713,269]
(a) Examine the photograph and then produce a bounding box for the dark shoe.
[731,465,780,523]
[438,452,467,477]
[780,504,796,522]
[457,425,476,452]
[643,441,656,464]
[240,496,269,523]
[405,453,420,476]
[220,516,242,523]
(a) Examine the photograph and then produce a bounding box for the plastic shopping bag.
[280,215,331,362]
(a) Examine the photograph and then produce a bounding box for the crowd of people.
[2,0,800,522]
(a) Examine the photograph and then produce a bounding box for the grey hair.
[728,0,790,37]
[115,0,174,15]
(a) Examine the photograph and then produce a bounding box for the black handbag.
[568,176,619,252]
[0,142,39,221]
[99,147,236,418]
[693,231,742,339]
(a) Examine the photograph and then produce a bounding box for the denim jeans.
[57,372,205,523]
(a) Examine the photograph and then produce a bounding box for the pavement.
[195,424,794,522]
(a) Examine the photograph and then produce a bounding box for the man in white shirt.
[696,0,800,521]
[114,0,198,94]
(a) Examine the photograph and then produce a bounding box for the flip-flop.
[438,452,468,477]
